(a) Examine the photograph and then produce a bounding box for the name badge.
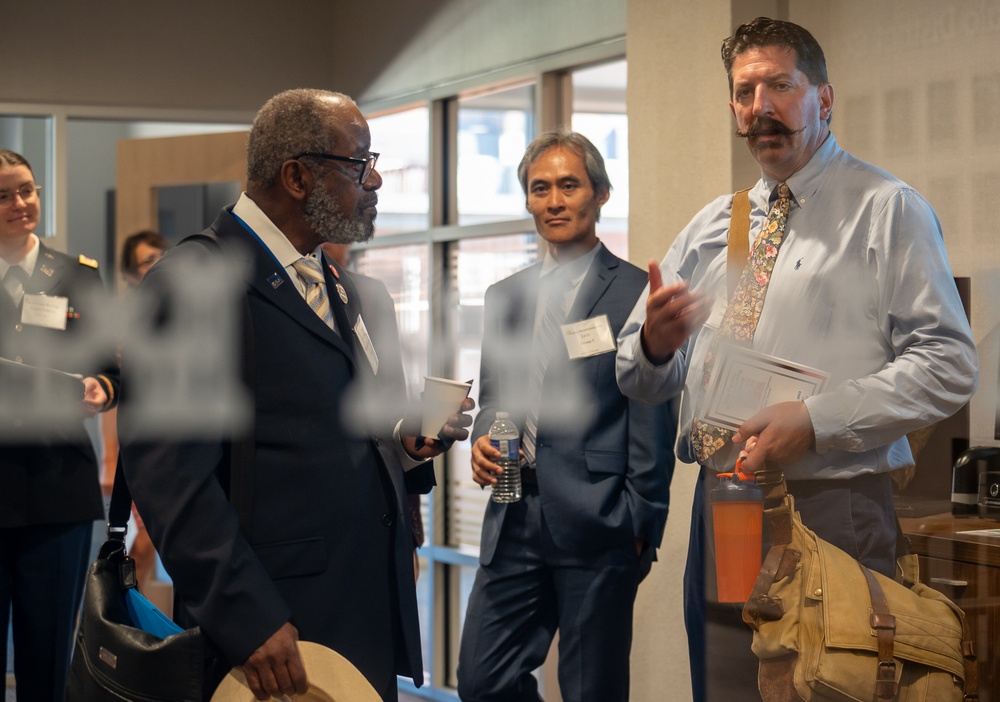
[353,315,379,375]
[21,294,69,330]
[562,314,616,359]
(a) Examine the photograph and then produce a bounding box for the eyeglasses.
[295,152,380,185]
[0,183,41,207]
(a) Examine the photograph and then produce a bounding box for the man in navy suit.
[119,89,472,701]
[457,131,676,702]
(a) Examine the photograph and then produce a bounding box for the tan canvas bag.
[741,469,978,701]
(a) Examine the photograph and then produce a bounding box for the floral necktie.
[691,182,791,463]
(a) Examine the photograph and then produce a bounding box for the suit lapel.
[217,211,357,366]
[323,258,357,345]
[567,244,618,322]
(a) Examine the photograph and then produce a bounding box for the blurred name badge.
[702,346,829,431]
[22,294,69,330]
[563,314,616,359]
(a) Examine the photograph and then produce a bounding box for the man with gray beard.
[118,89,473,701]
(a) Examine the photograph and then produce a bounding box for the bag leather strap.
[742,467,794,628]
[859,563,898,701]
[728,188,752,296]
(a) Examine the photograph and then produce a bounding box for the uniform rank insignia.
[78,254,99,268]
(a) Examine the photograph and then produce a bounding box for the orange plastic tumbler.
[711,469,764,603]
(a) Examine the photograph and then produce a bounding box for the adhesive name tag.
[562,314,616,359]
[354,315,379,375]
[21,294,69,330]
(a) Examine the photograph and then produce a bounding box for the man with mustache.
[615,17,977,701]
[118,89,473,701]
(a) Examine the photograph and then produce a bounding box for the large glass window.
[457,83,535,225]
[367,107,431,236]
[572,60,628,260]
[447,233,538,550]
[356,59,627,701]
[354,244,430,400]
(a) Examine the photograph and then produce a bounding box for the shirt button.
[14,356,22,363]
[381,513,394,527]
[14,324,22,332]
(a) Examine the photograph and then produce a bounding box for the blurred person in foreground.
[615,17,978,701]
[0,148,119,701]
[118,89,473,701]
[99,229,171,587]
[457,131,675,702]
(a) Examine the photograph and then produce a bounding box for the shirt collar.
[232,193,305,270]
[757,132,841,212]
[0,233,40,279]
[539,241,602,290]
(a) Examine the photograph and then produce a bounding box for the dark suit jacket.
[119,208,432,691]
[0,242,118,528]
[474,244,675,565]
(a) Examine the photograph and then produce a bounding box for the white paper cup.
[420,376,472,437]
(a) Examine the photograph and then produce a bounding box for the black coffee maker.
[952,446,1000,518]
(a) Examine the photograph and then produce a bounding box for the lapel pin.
[267,272,284,289]
[40,265,54,277]
[336,283,348,304]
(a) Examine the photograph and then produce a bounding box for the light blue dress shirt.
[616,134,978,479]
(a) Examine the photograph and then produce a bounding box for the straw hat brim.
[210,641,380,702]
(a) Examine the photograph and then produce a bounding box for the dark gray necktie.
[3,265,29,307]
[521,269,572,466]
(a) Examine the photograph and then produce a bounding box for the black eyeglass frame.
[295,152,380,185]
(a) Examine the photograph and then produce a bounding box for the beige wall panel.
[790,0,1000,446]
[626,1,745,700]
[115,131,248,279]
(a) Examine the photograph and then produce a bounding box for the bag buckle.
[875,660,897,698]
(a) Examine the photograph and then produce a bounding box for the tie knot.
[3,265,28,285]
[775,182,790,201]
[542,268,572,293]
[293,257,325,285]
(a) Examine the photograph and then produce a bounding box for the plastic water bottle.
[489,412,521,503]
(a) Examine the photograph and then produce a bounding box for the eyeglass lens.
[0,184,39,206]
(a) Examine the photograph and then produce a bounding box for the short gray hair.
[246,88,351,190]
[517,131,612,196]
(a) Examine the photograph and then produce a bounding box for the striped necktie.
[292,257,334,330]
[691,182,791,463]
[522,269,572,467]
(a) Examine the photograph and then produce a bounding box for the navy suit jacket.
[474,244,675,565]
[120,208,431,691]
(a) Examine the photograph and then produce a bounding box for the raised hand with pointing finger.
[639,260,713,365]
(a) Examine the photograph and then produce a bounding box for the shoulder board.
[78,254,99,269]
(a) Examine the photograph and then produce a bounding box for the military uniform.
[0,241,118,701]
